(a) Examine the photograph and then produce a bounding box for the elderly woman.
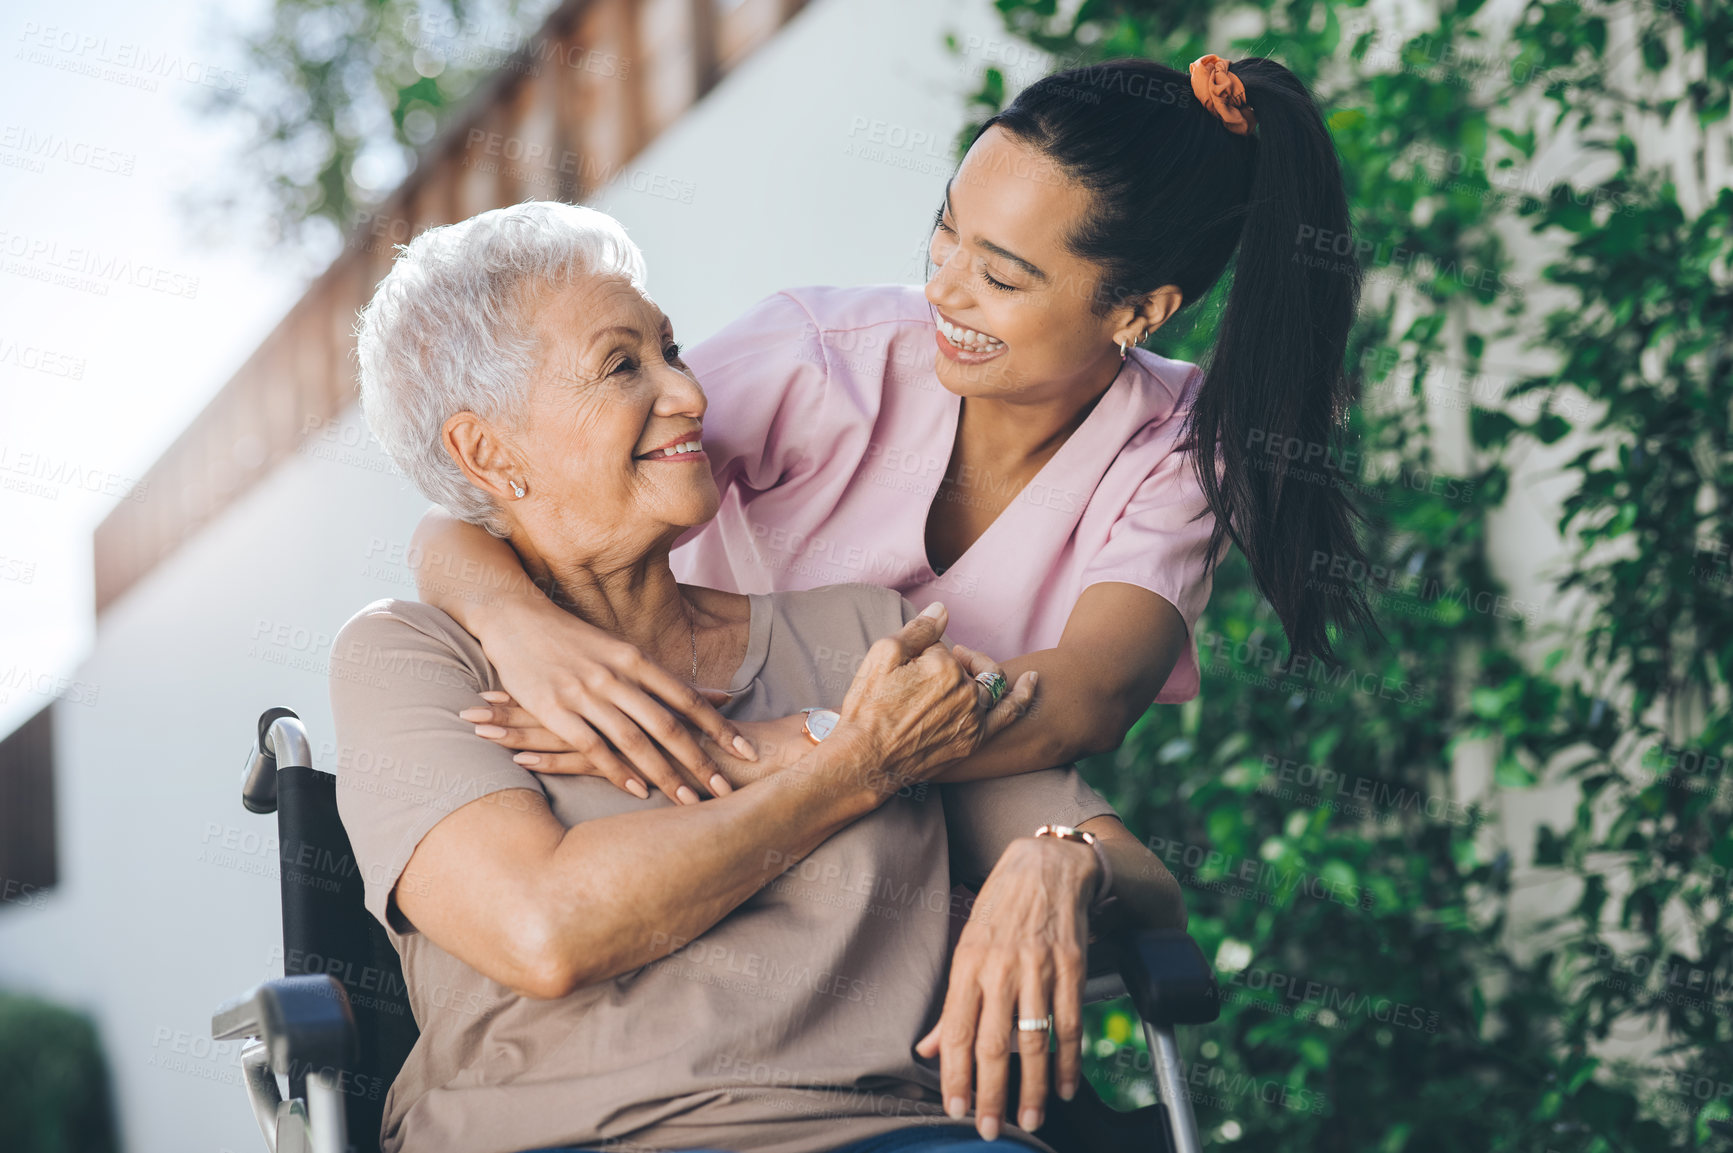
[332,201,1185,1153]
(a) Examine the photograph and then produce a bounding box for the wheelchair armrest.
[212,974,358,1077]
[1083,927,1221,1025]
[1114,928,1220,1027]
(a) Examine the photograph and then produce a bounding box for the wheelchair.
[213,708,1222,1153]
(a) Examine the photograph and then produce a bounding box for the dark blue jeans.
[524,1121,1035,1153]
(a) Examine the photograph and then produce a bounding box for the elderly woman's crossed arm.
[332,596,1183,1140]
[351,604,1005,999]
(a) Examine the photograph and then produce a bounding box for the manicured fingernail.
[625,779,650,800]
[1059,1079,1075,1101]
[1021,1109,1042,1132]
[1027,671,1039,689]
[474,724,507,738]
[979,1115,1000,1141]
[479,691,510,702]
[458,707,492,722]
[710,773,733,796]
[676,785,699,805]
[946,1097,966,1119]
[513,752,540,766]
[919,601,945,619]
[733,735,758,761]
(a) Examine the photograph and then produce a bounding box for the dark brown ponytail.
[977,56,1375,658]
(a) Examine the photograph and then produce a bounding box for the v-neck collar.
[710,593,771,708]
[919,365,1138,580]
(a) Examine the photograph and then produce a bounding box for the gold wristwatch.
[1033,824,1114,913]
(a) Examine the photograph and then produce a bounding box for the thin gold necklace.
[682,599,698,684]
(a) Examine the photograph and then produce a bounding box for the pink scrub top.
[670,283,1219,703]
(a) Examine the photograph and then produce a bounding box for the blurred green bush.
[0,991,120,1153]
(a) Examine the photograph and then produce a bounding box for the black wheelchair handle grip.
[1116,928,1222,1027]
[240,707,309,814]
[212,974,359,1076]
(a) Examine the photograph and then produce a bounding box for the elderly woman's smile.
[634,433,706,462]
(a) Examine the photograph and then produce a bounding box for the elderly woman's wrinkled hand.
[834,603,1036,798]
[915,833,1099,1140]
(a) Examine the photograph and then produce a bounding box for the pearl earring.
[510,480,525,499]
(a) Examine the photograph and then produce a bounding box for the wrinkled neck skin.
[510,527,701,674]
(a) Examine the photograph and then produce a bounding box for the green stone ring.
[975,669,1008,706]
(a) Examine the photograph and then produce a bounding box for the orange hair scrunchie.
[1189,54,1257,137]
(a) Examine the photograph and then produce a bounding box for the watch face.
[805,708,841,741]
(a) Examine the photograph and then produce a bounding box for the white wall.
[0,0,1009,1149]
[590,0,1020,331]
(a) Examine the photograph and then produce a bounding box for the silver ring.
[1016,1015,1051,1032]
[975,669,1008,706]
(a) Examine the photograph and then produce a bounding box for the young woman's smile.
[933,309,1007,364]
[922,125,1131,405]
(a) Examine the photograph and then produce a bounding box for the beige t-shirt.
[329,583,1117,1153]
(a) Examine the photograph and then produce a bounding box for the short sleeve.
[679,290,832,509]
[328,600,540,932]
[1080,381,1221,703]
[940,775,1119,889]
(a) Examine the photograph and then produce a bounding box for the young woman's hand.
[463,700,808,793]
[461,604,1037,799]
[915,833,1099,1140]
[693,714,815,788]
[455,603,755,805]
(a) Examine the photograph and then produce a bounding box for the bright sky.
[0,0,304,736]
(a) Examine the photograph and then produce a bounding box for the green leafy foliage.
[960,0,1733,1148]
[201,0,548,248]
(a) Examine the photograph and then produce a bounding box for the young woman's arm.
[929,581,1188,781]
[410,506,756,803]
[455,554,1189,785]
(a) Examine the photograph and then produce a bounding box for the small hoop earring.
[1117,337,1129,361]
[509,480,526,499]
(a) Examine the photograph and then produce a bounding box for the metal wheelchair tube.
[240,1039,282,1153]
[305,1068,348,1153]
[275,1098,311,1153]
[265,716,313,770]
[1144,1020,1203,1153]
[241,709,311,814]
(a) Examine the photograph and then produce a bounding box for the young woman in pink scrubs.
[410,55,1375,803]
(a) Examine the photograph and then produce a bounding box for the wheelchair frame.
[214,709,1221,1153]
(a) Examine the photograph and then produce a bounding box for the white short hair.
[355,200,648,534]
